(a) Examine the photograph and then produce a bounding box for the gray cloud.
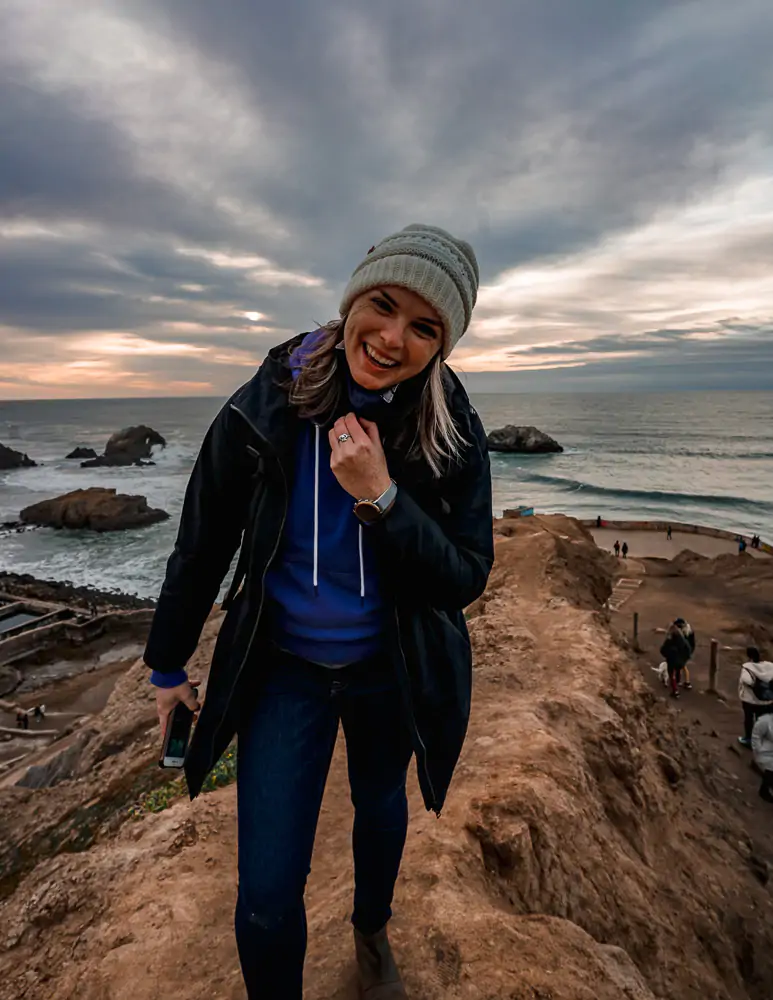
[457,323,773,391]
[1,0,773,396]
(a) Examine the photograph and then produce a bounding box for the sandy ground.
[591,527,770,560]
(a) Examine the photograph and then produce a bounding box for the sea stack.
[20,487,169,532]
[0,443,37,470]
[487,425,563,454]
[81,425,166,468]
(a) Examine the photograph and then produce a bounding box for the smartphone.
[159,691,197,768]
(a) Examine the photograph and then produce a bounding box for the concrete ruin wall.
[0,609,154,667]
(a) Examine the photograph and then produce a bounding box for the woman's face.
[343,285,443,391]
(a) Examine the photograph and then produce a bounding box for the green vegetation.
[128,744,237,819]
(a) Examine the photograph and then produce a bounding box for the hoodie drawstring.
[313,422,366,601]
[358,524,365,603]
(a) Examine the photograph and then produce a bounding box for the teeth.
[365,343,398,367]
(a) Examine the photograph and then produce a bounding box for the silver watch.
[353,480,398,525]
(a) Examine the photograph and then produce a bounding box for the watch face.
[354,500,382,523]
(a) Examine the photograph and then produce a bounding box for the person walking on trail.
[667,525,672,541]
[752,706,773,803]
[621,541,629,559]
[738,647,773,748]
[614,540,621,557]
[143,224,493,999]
[660,620,694,698]
[673,618,695,690]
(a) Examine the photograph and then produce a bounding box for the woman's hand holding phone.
[156,678,201,736]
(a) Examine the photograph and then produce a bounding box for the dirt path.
[608,555,773,837]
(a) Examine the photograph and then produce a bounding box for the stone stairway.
[606,577,643,612]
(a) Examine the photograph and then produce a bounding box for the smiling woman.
[143,222,492,999]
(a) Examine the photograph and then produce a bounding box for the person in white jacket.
[751,708,773,803]
[738,646,773,748]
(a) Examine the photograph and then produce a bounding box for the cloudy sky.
[2,0,772,399]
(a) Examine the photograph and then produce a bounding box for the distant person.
[614,540,621,557]
[660,621,694,698]
[738,647,773,748]
[596,515,602,528]
[674,618,695,689]
[738,537,747,554]
[667,525,672,541]
[621,541,629,559]
[752,707,773,803]
[33,705,45,721]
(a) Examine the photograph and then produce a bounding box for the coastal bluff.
[0,515,772,999]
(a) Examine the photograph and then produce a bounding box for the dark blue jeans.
[234,647,414,999]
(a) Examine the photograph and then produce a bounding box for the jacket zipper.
[394,607,440,816]
[209,404,288,763]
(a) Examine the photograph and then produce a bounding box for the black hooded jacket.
[143,333,494,814]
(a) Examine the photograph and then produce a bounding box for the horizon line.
[2,386,773,404]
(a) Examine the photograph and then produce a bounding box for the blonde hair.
[288,320,467,477]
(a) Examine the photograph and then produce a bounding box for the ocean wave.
[565,449,773,460]
[513,471,773,514]
[149,441,197,467]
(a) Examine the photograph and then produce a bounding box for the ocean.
[1,391,772,599]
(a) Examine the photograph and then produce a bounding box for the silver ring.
[337,433,351,444]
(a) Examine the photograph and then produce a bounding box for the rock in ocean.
[0,443,37,469]
[20,487,169,532]
[486,425,563,454]
[80,425,166,468]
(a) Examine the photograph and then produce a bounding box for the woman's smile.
[362,342,400,371]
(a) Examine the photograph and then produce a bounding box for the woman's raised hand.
[328,414,391,501]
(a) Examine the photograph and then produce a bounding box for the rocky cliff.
[0,515,771,1000]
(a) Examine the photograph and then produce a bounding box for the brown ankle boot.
[353,926,408,998]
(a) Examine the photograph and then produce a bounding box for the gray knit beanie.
[339,223,479,357]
